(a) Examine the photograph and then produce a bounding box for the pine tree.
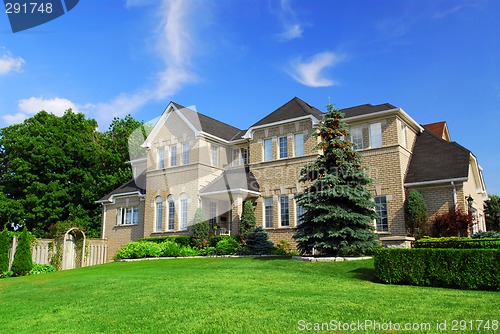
[239,201,256,239]
[293,103,377,256]
[11,227,33,276]
[0,227,10,272]
[245,226,274,255]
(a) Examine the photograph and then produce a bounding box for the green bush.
[0,228,10,272]
[159,241,181,257]
[114,242,162,260]
[414,236,500,249]
[179,246,200,257]
[198,246,217,256]
[374,248,500,290]
[192,209,210,249]
[215,238,241,255]
[208,235,240,248]
[272,240,292,255]
[31,263,56,275]
[11,227,33,276]
[245,226,274,255]
[472,231,500,239]
[138,236,192,247]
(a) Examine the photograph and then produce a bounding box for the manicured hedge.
[138,236,192,247]
[374,248,500,290]
[414,237,500,249]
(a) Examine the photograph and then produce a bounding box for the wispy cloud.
[286,51,345,87]
[276,0,304,42]
[1,96,79,125]
[433,1,480,19]
[0,51,25,75]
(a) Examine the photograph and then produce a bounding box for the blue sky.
[0,0,499,194]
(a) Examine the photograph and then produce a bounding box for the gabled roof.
[423,121,450,141]
[96,178,145,203]
[340,103,397,118]
[200,167,260,195]
[405,129,470,185]
[172,102,242,141]
[251,97,324,127]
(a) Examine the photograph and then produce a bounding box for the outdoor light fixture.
[466,195,474,207]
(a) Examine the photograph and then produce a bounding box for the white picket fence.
[8,237,108,270]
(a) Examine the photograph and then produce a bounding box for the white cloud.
[278,24,303,42]
[0,52,25,75]
[1,97,79,125]
[286,51,345,87]
[275,0,304,42]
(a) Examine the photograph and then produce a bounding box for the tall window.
[296,202,304,225]
[117,207,139,225]
[209,202,217,228]
[263,139,273,161]
[158,147,165,169]
[350,126,363,150]
[170,145,177,167]
[294,133,304,157]
[180,194,188,230]
[167,195,175,230]
[369,122,382,148]
[155,197,163,232]
[279,136,288,159]
[280,196,290,227]
[374,196,388,232]
[401,124,407,149]
[264,197,273,228]
[211,144,219,167]
[241,148,248,165]
[182,143,190,165]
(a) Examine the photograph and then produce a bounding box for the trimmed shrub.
[138,236,192,247]
[0,228,10,272]
[374,248,500,290]
[414,236,500,249]
[240,201,256,239]
[215,238,241,255]
[429,207,472,237]
[208,235,240,248]
[11,227,33,276]
[31,263,56,275]
[405,190,428,238]
[192,208,209,249]
[472,230,500,239]
[245,226,274,255]
[114,241,162,259]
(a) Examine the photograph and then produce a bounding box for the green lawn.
[0,257,498,333]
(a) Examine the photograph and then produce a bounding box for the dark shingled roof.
[172,102,242,141]
[340,103,397,118]
[200,167,260,194]
[251,97,324,127]
[405,130,470,184]
[97,178,145,202]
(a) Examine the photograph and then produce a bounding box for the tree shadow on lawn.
[349,267,383,283]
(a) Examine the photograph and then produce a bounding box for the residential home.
[97,97,487,259]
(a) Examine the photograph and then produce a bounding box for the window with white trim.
[170,145,177,167]
[280,196,290,227]
[180,194,188,230]
[263,139,273,162]
[369,122,382,148]
[117,207,139,225]
[296,201,304,226]
[158,147,165,169]
[211,144,219,167]
[279,136,288,159]
[241,148,248,165]
[167,195,175,230]
[350,126,363,150]
[374,196,388,232]
[264,197,273,228]
[155,197,163,232]
[182,143,190,165]
[209,202,217,228]
[294,133,304,157]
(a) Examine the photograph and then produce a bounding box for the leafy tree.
[239,201,256,239]
[11,227,33,276]
[293,103,377,256]
[245,226,274,255]
[0,227,10,272]
[405,190,428,238]
[485,194,500,231]
[192,208,209,248]
[429,207,472,237]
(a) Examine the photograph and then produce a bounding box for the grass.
[0,257,498,333]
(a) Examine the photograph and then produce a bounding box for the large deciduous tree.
[293,103,377,256]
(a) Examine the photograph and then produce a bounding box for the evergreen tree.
[11,227,33,276]
[0,227,10,272]
[245,226,274,255]
[239,201,256,239]
[405,190,428,238]
[192,208,209,248]
[485,194,500,231]
[293,103,377,256]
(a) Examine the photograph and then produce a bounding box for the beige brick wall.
[408,184,455,220]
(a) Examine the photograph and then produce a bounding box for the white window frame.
[369,122,382,149]
[209,202,217,227]
[167,195,175,231]
[350,126,363,150]
[241,148,248,165]
[294,133,304,157]
[182,143,190,165]
[374,196,388,232]
[180,194,188,230]
[278,136,288,159]
[117,207,139,226]
[264,197,273,228]
[155,197,163,232]
[211,144,219,167]
[158,147,165,169]
[279,195,290,227]
[170,145,177,167]
[263,139,273,162]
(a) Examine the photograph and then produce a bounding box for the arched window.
[180,193,188,230]
[167,195,175,231]
[155,196,163,232]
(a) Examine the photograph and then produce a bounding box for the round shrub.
[216,238,241,255]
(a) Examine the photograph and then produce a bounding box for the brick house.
[97,97,488,259]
